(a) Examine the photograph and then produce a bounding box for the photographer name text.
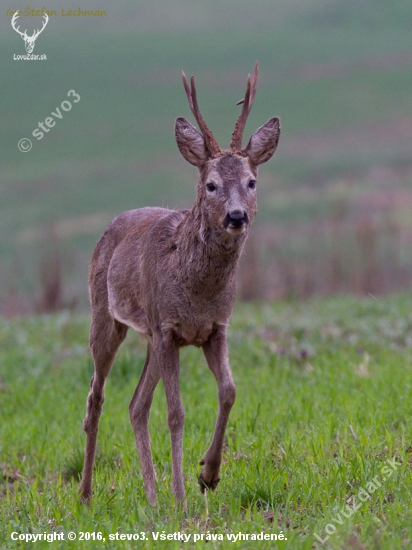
[7,6,107,17]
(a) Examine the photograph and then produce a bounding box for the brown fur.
[79,67,280,506]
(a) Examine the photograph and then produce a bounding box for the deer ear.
[174,117,209,167]
[244,117,280,166]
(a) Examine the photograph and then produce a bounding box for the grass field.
[1,294,412,548]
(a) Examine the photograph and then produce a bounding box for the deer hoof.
[78,487,92,505]
[198,473,220,493]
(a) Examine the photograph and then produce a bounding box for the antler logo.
[11,12,49,53]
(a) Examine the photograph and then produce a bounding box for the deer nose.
[224,210,249,229]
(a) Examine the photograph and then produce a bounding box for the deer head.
[175,62,280,237]
[11,12,49,53]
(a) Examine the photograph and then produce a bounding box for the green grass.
[1,294,412,548]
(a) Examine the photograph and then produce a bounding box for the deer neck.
[174,201,246,295]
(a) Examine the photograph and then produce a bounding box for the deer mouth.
[226,225,247,235]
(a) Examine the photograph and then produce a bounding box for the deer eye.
[248,179,257,189]
[206,183,217,192]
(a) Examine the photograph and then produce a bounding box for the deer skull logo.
[11,12,49,53]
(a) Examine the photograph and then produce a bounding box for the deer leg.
[200,328,236,492]
[79,318,128,502]
[153,334,186,503]
[129,343,160,505]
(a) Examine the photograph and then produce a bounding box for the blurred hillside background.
[1,0,412,314]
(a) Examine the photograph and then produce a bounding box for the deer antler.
[31,13,49,40]
[182,71,222,158]
[230,62,259,153]
[11,12,28,38]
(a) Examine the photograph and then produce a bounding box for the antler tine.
[181,71,221,157]
[230,62,259,152]
[249,61,258,110]
[181,71,194,112]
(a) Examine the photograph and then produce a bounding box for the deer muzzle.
[223,210,249,234]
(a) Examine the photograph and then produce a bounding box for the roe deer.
[79,62,280,505]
